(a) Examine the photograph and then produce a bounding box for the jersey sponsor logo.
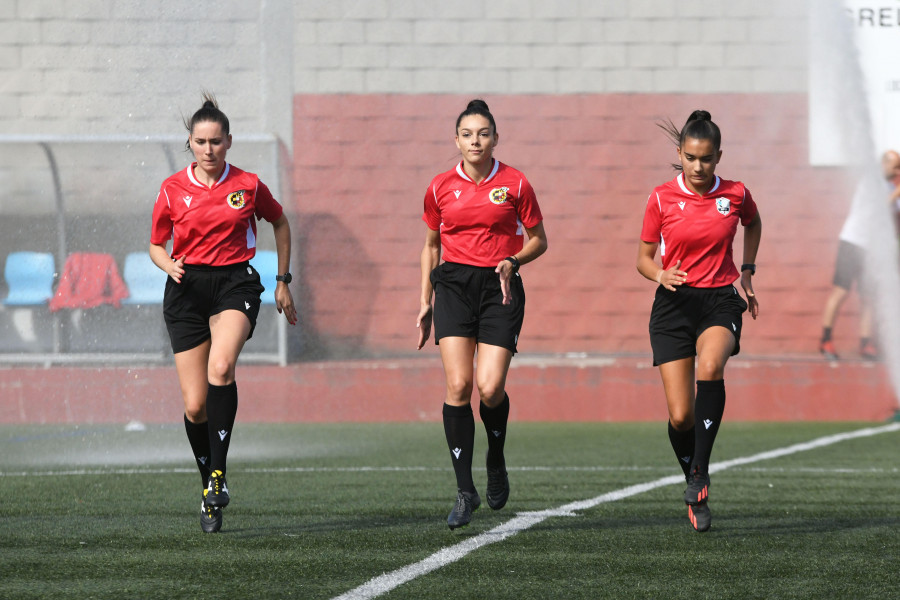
[183,195,193,207]
[715,197,730,215]
[227,190,247,209]
[453,190,462,198]
[489,186,509,205]
[678,201,686,210]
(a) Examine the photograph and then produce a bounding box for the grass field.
[1,421,898,599]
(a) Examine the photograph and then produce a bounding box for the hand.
[494,260,514,305]
[741,272,759,320]
[275,282,298,325]
[416,304,433,350]
[657,260,687,292]
[168,255,186,284]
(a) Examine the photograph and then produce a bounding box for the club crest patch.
[715,197,730,215]
[489,187,509,205]
[227,190,246,209]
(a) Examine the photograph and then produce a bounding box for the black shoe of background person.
[819,340,839,360]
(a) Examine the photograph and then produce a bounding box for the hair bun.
[688,109,711,122]
[202,100,218,110]
[466,99,490,112]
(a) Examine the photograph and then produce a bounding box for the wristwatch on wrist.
[275,272,292,284]
[504,256,520,273]
[740,263,756,276]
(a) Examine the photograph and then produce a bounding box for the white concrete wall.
[0,0,807,137]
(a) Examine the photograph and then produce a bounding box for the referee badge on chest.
[715,197,730,215]
[227,190,247,209]
[489,187,509,205]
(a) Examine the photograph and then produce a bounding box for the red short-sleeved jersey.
[422,160,543,267]
[150,163,283,267]
[641,173,758,288]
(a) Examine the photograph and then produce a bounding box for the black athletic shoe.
[447,489,481,530]
[200,490,222,534]
[206,470,230,508]
[688,502,711,532]
[486,454,509,510]
[684,468,710,506]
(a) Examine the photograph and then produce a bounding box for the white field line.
[331,423,900,600]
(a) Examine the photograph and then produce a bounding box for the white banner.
[809,1,900,165]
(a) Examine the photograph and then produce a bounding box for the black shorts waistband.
[182,261,251,273]
[442,261,499,273]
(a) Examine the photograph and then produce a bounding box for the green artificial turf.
[0,422,897,599]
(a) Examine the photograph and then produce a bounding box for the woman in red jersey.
[149,94,297,533]
[636,110,762,533]
[416,99,548,530]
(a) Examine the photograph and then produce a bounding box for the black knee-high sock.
[479,393,510,468]
[667,421,695,481]
[443,402,476,493]
[184,413,211,488]
[206,382,238,475]
[692,379,726,474]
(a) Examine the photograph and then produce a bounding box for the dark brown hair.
[658,110,721,170]
[455,99,497,134]
[183,92,230,151]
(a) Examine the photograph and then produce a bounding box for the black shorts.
[832,240,866,291]
[163,262,264,354]
[648,284,748,366]
[431,261,525,354]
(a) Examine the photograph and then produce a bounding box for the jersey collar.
[187,162,231,188]
[455,159,499,185]
[677,172,721,196]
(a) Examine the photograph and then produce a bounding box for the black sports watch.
[275,272,292,284]
[740,263,756,276]
[504,256,520,273]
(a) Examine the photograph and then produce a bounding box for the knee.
[184,403,206,423]
[208,357,236,386]
[445,376,473,403]
[477,383,505,407]
[696,357,725,381]
[669,413,693,431]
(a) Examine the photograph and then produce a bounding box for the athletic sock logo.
[491,430,503,438]
[198,456,207,465]
[218,430,229,441]
[680,455,691,464]
[703,419,714,429]
[452,447,462,459]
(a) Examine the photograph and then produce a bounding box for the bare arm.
[271,214,297,325]
[636,240,686,292]
[416,227,441,350]
[495,221,549,304]
[740,211,762,319]
[149,243,184,283]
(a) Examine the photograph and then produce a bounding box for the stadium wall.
[2,2,895,423]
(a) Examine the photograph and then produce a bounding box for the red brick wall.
[292,94,856,358]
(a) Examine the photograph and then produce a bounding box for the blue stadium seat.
[122,252,168,304]
[3,251,55,305]
[252,250,278,305]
